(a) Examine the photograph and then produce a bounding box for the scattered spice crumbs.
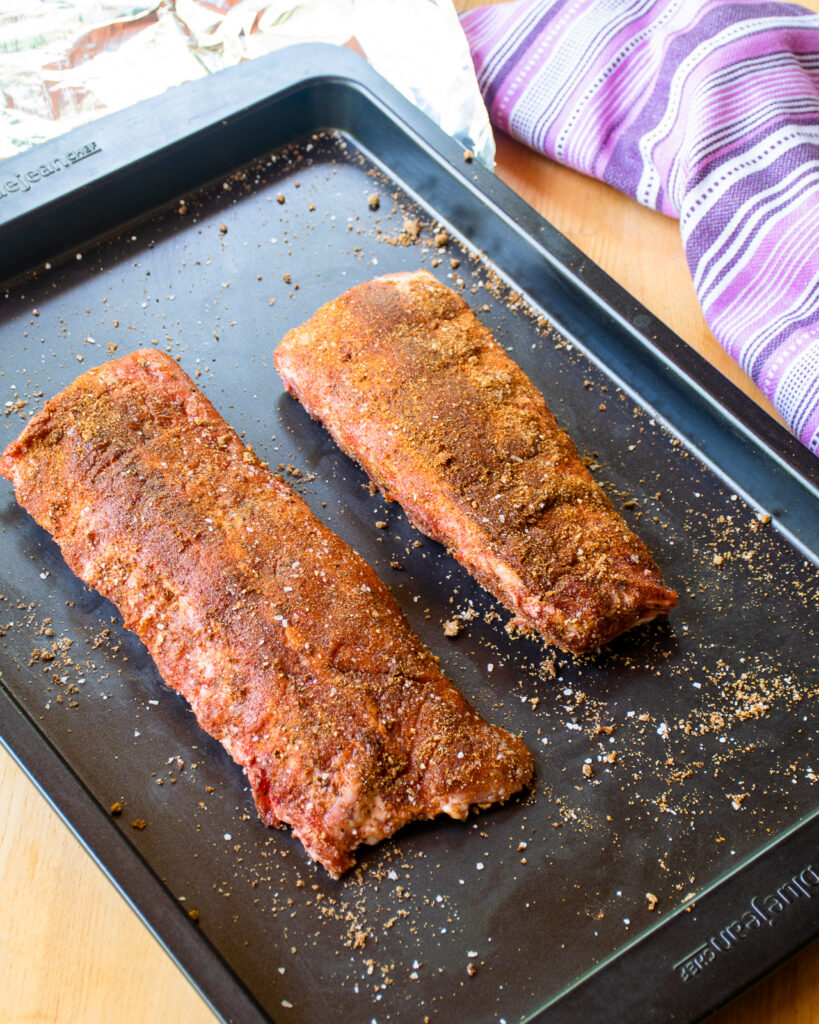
[0,124,816,1024]
[402,218,421,241]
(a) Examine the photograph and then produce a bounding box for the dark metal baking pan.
[1,44,817,1024]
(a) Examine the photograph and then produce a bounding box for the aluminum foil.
[0,0,494,166]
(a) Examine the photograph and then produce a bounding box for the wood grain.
[3,1,818,1021]
[0,752,216,1024]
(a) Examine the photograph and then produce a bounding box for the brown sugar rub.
[274,270,677,655]
[0,349,533,877]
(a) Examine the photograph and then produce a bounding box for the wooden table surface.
[3,3,818,1021]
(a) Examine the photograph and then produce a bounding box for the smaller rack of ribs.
[0,349,533,878]
[275,270,677,655]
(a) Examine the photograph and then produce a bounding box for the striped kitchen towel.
[460,0,819,455]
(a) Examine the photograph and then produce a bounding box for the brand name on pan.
[0,141,102,199]
[674,863,819,982]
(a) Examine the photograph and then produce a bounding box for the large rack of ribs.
[0,349,533,877]
[275,270,677,656]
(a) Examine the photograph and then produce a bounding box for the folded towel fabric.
[460,0,819,456]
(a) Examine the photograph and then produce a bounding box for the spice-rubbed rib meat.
[275,270,677,655]
[0,349,533,878]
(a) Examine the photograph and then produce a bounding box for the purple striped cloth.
[460,0,819,455]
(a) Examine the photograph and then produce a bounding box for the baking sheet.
[1,46,818,1024]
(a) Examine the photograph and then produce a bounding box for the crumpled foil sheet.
[0,0,494,167]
